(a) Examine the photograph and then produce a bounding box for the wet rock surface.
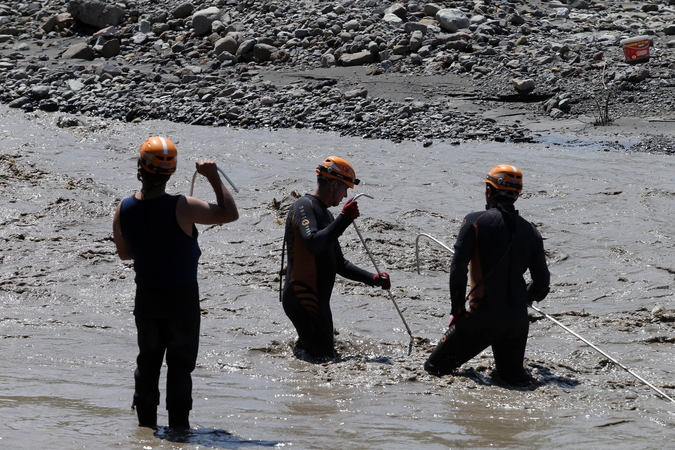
[1,0,675,149]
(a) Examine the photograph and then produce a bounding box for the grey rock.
[558,98,571,112]
[569,0,589,9]
[39,100,59,112]
[95,63,123,77]
[138,19,151,33]
[41,16,58,33]
[436,9,470,33]
[627,68,649,83]
[383,13,403,26]
[215,36,238,55]
[173,2,195,19]
[321,52,336,67]
[217,51,237,63]
[191,7,222,36]
[339,51,373,66]
[254,43,277,61]
[8,96,30,108]
[555,8,570,19]
[67,0,125,29]
[423,3,442,17]
[131,33,147,44]
[344,87,368,99]
[67,79,85,91]
[549,108,565,119]
[385,3,407,20]
[61,42,95,60]
[100,38,120,58]
[512,78,535,93]
[344,20,360,31]
[160,74,181,84]
[236,39,256,57]
[31,86,50,100]
[57,116,84,128]
[410,30,424,52]
[404,22,427,34]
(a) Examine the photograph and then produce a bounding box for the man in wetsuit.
[282,156,391,359]
[112,136,238,429]
[424,164,550,385]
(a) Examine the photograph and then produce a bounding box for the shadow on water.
[292,340,395,365]
[530,363,580,389]
[155,427,281,448]
[453,364,579,391]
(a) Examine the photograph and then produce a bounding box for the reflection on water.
[155,427,280,448]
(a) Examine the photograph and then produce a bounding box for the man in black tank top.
[281,156,391,359]
[112,137,238,430]
[424,165,550,385]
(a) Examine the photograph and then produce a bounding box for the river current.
[0,105,673,449]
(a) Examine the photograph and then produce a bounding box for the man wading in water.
[424,164,550,385]
[112,137,238,429]
[281,156,391,359]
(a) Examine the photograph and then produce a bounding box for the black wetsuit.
[282,194,374,358]
[425,202,550,384]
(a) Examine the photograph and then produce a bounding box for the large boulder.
[67,0,125,29]
[191,7,222,36]
[436,9,470,32]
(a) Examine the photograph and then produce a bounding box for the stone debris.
[0,0,673,148]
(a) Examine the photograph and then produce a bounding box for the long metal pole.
[416,232,675,403]
[415,233,454,274]
[352,193,414,355]
[530,304,675,404]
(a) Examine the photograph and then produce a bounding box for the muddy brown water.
[1,105,673,449]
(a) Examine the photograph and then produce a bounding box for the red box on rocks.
[620,36,650,63]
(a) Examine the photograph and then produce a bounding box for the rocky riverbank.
[1,0,675,149]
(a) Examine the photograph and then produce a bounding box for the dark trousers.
[282,284,335,358]
[133,283,200,412]
[426,307,529,384]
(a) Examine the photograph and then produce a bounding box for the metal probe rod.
[351,193,414,355]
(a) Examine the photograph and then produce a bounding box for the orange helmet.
[316,156,360,188]
[138,136,177,175]
[485,164,523,195]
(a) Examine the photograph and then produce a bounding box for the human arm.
[292,196,352,255]
[449,217,474,318]
[526,225,550,304]
[333,240,390,289]
[112,201,133,260]
[176,159,238,232]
